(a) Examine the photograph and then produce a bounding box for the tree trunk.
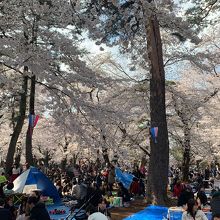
[14,153,21,166]
[102,148,110,166]
[44,150,50,168]
[146,14,169,205]
[182,126,191,181]
[6,74,28,173]
[25,75,36,165]
[61,157,67,171]
[101,133,110,166]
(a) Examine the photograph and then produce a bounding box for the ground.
[110,198,147,220]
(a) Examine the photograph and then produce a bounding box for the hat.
[88,212,108,220]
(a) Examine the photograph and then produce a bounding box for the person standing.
[107,166,115,192]
[9,164,20,182]
[0,198,12,220]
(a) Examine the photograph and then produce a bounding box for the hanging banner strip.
[29,114,39,128]
[150,127,158,143]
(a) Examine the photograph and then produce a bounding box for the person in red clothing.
[173,180,183,198]
[130,178,139,196]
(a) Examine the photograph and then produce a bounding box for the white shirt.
[12,167,20,175]
[182,210,208,220]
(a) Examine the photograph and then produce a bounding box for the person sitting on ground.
[86,182,103,208]
[16,197,28,220]
[173,180,183,199]
[4,196,17,220]
[0,173,7,198]
[79,179,88,202]
[3,182,14,195]
[118,182,131,203]
[55,180,63,198]
[210,190,220,217]
[30,190,41,202]
[178,185,194,207]
[0,198,12,220]
[27,196,50,220]
[130,177,139,196]
[0,183,6,198]
[197,186,208,208]
[213,214,220,220]
[97,198,111,219]
[96,172,103,189]
[139,178,145,196]
[100,182,109,196]
[182,199,208,220]
[71,179,81,200]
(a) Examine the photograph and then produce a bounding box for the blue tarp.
[123,205,168,220]
[123,205,212,220]
[115,167,134,189]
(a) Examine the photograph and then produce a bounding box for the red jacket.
[173,184,182,198]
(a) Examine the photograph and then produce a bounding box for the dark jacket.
[177,190,194,206]
[197,191,208,206]
[30,203,50,220]
[0,207,12,220]
[211,196,220,216]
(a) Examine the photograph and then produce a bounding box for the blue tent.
[13,167,61,204]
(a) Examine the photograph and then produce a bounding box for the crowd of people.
[0,160,220,220]
[0,160,146,220]
[169,165,220,220]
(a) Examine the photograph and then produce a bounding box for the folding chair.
[13,193,25,205]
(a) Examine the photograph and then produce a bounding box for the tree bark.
[6,74,28,173]
[182,126,191,181]
[101,133,110,166]
[25,75,36,165]
[146,14,169,205]
[102,148,110,165]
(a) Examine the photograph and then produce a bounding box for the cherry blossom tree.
[71,0,203,204]
[167,70,219,180]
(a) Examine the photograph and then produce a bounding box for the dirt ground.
[110,198,147,220]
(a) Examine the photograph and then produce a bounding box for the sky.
[81,34,181,81]
[80,0,219,82]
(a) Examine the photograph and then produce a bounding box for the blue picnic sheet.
[123,205,168,220]
[47,204,70,220]
[123,205,212,220]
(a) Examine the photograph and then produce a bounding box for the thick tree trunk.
[6,74,28,173]
[146,15,169,205]
[182,126,191,181]
[25,75,36,165]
